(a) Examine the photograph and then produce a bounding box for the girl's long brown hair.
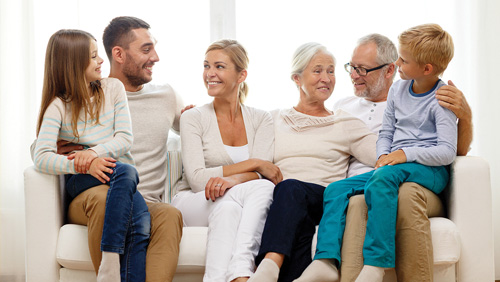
[36,29,104,139]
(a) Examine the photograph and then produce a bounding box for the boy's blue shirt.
[377,79,457,166]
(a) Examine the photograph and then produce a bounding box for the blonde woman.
[172,39,281,282]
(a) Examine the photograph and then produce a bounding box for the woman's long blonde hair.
[36,29,104,139]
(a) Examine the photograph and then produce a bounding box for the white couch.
[24,136,495,282]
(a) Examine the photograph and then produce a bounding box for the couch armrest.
[445,156,494,281]
[24,166,64,282]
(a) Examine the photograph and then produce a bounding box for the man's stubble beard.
[354,71,386,101]
[123,57,152,88]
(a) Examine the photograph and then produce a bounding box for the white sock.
[248,258,280,282]
[97,251,120,282]
[293,259,339,282]
[355,265,385,282]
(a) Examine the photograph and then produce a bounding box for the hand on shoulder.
[436,80,472,120]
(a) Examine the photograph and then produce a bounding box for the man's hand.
[56,140,84,155]
[375,150,407,169]
[181,104,196,114]
[88,157,117,183]
[436,80,472,120]
[68,150,98,174]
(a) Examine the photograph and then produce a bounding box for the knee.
[259,179,276,191]
[148,203,183,242]
[274,179,305,201]
[85,185,109,215]
[397,182,427,218]
[151,203,183,228]
[136,210,151,237]
[348,195,367,214]
[370,166,397,184]
[324,181,343,199]
[366,168,399,195]
[252,179,276,200]
[113,163,139,188]
[208,201,242,223]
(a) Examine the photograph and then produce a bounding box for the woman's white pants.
[172,179,275,282]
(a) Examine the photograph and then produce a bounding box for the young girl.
[33,29,150,282]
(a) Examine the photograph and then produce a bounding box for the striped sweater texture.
[34,78,134,174]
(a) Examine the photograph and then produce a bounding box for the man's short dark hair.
[103,16,150,61]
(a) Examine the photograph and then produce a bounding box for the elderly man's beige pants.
[340,182,444,282]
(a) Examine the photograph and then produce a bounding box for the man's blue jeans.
[66,162,150,282]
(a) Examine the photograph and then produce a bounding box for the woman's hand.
[68,149,98,173]
[254,160,283,185]
[88,157,117,183]
[375,150,407,169]
[205,176,237,201]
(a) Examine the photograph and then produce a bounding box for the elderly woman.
[172,39,282,282]
[249,42,377,282]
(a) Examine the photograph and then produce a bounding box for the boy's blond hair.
[398,23,454,76]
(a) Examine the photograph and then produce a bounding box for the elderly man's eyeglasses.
[344,63,388,76]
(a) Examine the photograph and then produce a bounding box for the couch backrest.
[166,134,183,203]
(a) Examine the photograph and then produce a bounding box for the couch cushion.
[57,224,94,270]
[177,227,207,273]
[55,219,459,274]
[60,268,96,282]
[430,217,461,264]
[311,217,460,264]
[57,224,208,273]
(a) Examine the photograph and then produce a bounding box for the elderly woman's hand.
[255,160,283,185]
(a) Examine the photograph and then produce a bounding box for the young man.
[64,16,184,282]
[334,33,472,282]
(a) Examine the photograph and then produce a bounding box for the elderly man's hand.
[436,80,472,120]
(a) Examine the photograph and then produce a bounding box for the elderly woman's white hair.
[290,42,336,81]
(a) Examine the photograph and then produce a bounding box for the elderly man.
[337,33,472,282]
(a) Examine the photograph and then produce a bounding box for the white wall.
[0,0,499,279]
[473,0,500,279]
[0,0,34,279]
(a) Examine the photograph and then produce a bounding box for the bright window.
[31,0,211,111]
[235,0,462,111]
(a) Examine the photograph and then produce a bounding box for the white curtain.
[0,0,34,280]
[472,1,500,278]
[1,0,499,280]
